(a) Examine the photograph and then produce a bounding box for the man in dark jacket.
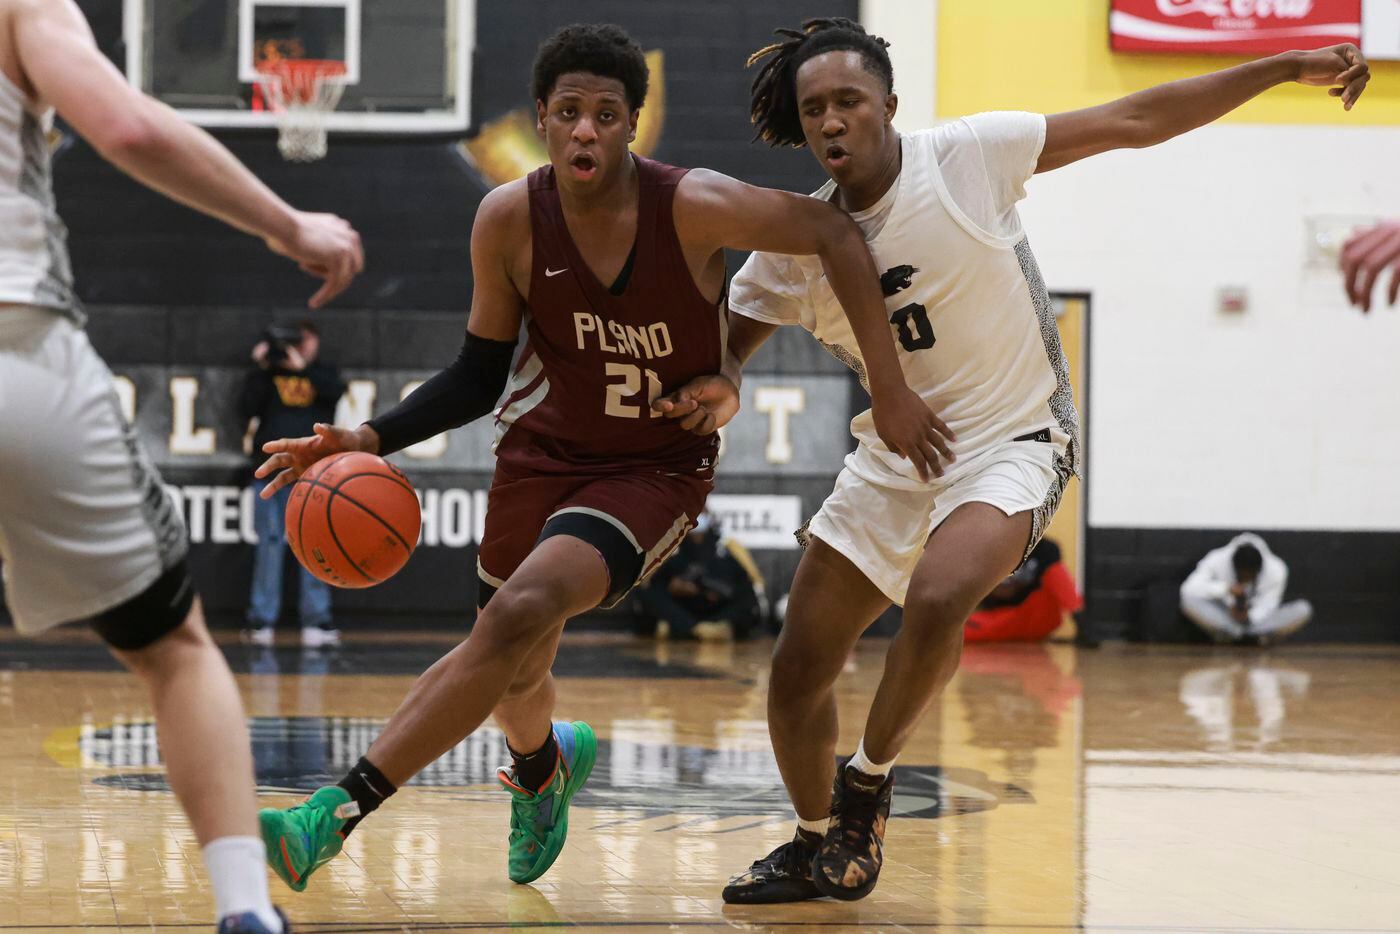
[239,321,346,646]
[636,512,763,640]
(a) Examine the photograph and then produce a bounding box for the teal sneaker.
[497,720,597,884]
[259,785,353,892]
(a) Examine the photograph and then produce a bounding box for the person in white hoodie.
[1179,534,1312,645]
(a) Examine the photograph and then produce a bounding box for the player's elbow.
[89,107,171,163]
[1117,109,1168,150]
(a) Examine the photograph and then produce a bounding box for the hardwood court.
[1,631,1398,931]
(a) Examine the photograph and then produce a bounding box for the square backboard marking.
[123,0,473,134]
[238,0,361,84]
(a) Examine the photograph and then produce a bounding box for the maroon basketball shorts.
[476,461,713,610]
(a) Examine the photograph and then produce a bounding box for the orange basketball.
[285,451,421,589]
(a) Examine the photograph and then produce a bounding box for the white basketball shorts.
[0,307,187,633]
[802,437,1072,607]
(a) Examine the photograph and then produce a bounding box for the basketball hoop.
[254,59,347,162]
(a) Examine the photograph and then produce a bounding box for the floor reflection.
[1,632,1397,930]
[1179,658,1311,751]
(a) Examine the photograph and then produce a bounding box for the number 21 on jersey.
[605,363,662,418]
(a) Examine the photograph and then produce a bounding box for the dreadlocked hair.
[747,17,893,148]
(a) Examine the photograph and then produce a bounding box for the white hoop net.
[254,60,348,162]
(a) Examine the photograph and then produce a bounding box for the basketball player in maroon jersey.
[254,23,951,891]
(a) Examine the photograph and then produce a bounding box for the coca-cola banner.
[1110,1,1362,55]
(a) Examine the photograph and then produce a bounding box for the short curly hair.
[531,23,650,111]
[747,17,894,148]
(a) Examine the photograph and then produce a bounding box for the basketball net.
[254,59,347,162]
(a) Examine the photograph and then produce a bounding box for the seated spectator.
[965,539,1081,643]
[635,513,763,640]
[1179,533,1312,645]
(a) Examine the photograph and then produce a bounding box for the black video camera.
[261,325,303,365]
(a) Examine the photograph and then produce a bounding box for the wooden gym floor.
[0,630,1397,932]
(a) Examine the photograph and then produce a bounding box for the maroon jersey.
[493,156,724,477]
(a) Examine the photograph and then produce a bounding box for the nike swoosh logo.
[545,267,568,277]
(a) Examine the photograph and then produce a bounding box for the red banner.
[1110,0,1362,55]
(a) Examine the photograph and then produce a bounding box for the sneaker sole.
[259,809,311,893]
[812,865,880,902]
[721,879,823,904]
[510,722,597,885]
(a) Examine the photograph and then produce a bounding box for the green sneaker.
[497,720,597,884]
[259,785,353,892]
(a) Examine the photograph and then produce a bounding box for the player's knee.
[475,587,564,655]
[770,636,840,697]
[902,584,975,643]
[90,561,199,657]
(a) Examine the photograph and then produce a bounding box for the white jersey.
[0,69,79,320]
[731,112,1080,491]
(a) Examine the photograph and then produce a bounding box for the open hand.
[652,374,741,436]
[1341,220,1400,312]
[255,422,378,498]
[1293,44,1369,110]
[871,385,956,482]
[265,211,366,309]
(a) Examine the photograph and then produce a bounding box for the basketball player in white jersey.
[654,17,1368,904]
[0,1,362,930]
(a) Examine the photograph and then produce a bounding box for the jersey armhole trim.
[928,118,1034,251]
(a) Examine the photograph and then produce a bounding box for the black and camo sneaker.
[721,828,823,904]
[813,762,893,901]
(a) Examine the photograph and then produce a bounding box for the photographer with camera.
[635,512,764,641]
[239,321,346,647]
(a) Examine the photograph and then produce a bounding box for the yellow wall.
[937,0,1400,125]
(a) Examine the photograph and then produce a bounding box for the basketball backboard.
[124,0,473,133]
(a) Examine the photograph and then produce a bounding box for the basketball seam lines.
[321,483,380,585]
[293,472,312,572]
[303,474,415,555]
[320,490,378,585]
[295,464,382,586]
[366,467,416,497]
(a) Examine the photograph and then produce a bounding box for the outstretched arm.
[1038,44,1369,174]
[15,0,363,306]
[675,169,954,479]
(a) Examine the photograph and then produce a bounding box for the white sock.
[202,836,281,932]
[796,815,829,836]
[848,738,896,779]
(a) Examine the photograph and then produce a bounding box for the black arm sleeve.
[367,333,517,456]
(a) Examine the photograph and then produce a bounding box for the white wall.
[860,0,936,131]
[1018,123,1400,531]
